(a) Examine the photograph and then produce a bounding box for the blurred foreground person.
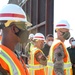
[47,20,72,75]
[0,4,32,75]
[42,34,54,57]
[25,33,34,64]
[25,33,34,57]
[29,33,47,75]
[67,37,75,75]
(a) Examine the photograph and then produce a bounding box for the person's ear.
[11,25,19,33]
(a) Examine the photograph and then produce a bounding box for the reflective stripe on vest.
[29,65,45,70]
[30,43,34,52]
[47,61,54,67]
[48,39,72,75]
[64,63,72,69]
[0,48,20,75]
[47,61,72,68]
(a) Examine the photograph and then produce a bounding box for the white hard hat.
[0,4,32,26]
[55,20,70,30]
[28,33,34,39]
[33,33,45,41]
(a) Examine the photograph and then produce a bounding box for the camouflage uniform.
[54,44,65,75]
[35,51,47,66]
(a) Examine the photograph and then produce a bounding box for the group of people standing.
[25,20,74,75]
[0,3,74,75]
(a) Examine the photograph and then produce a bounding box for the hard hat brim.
[15,21,32,30]
[55,28,71,31]
[15,22,27,30]
[25,21,32,27]
[4,20,32,30]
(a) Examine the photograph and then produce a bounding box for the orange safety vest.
[0,35,2,39]
[0,45,29,75]
[29,47,46,75]
[47,39,72,75]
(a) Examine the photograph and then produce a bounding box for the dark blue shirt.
[67,47,75,64]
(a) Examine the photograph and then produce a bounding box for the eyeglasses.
[71,40,75,42]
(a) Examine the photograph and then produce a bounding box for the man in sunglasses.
[0,4,32,75]
[67,37,75,75]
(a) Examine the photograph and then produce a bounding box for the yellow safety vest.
[29,47,46,75]
[30,42,34,52]
[47,39,72,75]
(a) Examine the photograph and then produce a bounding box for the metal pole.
[45,0,54,36]
[19,0,28,7]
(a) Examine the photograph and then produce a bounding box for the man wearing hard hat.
[28,33,34,40]
[28,33,47,75]
[47,20,73,75]
[0,4,31,75]
[25,33,34,57]
[25,33,34,64]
